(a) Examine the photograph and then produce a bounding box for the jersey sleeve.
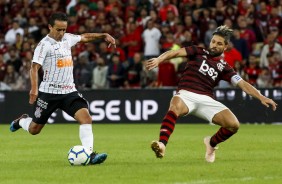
[184,46,205,60]
[221,63,241,85]
[184,46,196,56]
[32,41,48,65]
[65,33,81,47]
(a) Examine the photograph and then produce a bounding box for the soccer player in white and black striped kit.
[146,25,278,163]
[10,12,116,165]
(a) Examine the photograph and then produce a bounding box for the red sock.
[210,127,235,147]
[159,111,178,146]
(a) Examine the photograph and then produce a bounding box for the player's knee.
[169,104,186,117]
[81,116,92,124]
[29,127,41,135]
[75,113,92,124]
[168,106,180,116]
[229,123,240,133]
[86,116,92,123]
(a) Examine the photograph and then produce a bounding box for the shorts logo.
[34,107,43,118]
[37,98,48,109]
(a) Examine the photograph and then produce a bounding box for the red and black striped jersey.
[177,46,237,98]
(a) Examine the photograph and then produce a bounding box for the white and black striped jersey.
[32,33,81,94]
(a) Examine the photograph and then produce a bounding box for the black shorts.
[32,91,88,124]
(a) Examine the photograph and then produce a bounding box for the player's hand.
[104,34,116,48]
[260,96,278,111]
[29,89,38,104]
[145,58,160,70]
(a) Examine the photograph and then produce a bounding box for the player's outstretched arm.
[145,48,187,70]
[237,80,278,111]
[80,33,116,48]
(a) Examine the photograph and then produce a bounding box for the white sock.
[79,124,94,152]
[19,117,32,132]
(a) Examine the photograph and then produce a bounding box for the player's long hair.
[212,25,233,45]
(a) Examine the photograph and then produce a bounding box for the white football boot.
[151,141,166,158]
[204,136,218,163]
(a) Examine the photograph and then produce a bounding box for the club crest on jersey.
[199,60,218,81]
[217,63,224,71]
[34,107,43,118]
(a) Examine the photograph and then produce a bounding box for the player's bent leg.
[203,109,240,163]
[211,109,240,147]
[151,96,189,158]
[74,108,108,165]
[212,109,240,132]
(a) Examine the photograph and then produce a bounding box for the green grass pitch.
[0,123,281,184]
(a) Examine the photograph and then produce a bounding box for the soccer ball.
[67,145,91,166]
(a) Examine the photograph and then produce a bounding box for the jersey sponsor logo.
[199,60,218,80]
[56,57,73,68]
[49,83,74,89]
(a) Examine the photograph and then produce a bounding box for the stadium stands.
[0,0,282,91]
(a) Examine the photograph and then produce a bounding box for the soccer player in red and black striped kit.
[145,25,278,163]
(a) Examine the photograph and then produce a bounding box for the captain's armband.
[231,75,243,86]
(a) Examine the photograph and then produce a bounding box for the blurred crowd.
[1,0,282,91]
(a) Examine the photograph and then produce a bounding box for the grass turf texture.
[0,124,281,184]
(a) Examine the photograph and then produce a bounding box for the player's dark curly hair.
[212,25,233,45]
[48,12,68,26]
